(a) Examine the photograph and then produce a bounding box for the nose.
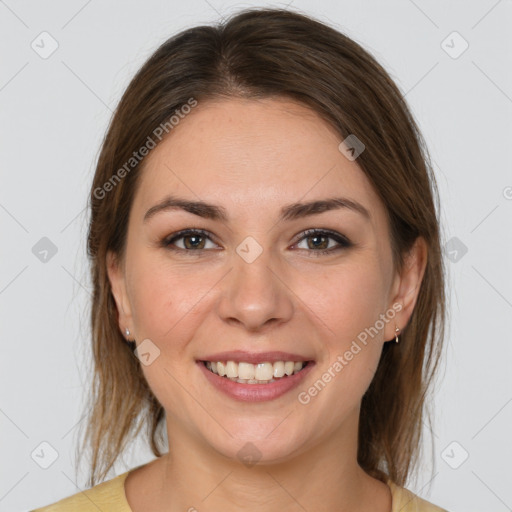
[216,247,294,332]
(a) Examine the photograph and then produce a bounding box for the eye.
[162,229,219,253]
[293,229,352,256]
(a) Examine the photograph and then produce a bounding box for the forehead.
[132,97,387,229]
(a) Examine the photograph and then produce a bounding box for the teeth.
[225,361,237,378]
[273,361,285,378]
[238,362,255,380]
[204,360,307,383]
[255,362,274,380]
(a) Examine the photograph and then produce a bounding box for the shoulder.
[388,480,449,512]
[31,471,132,512]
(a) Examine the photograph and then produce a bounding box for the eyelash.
[161,228,352,257]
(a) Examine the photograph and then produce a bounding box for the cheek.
[309,260,388,346]
[128,255,212,340]
[298,276,387,423]
[126,260,212,418]
[302,261,387,396]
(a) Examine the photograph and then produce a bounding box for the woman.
[33,7,448,511]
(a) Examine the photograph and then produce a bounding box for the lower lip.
[197,361,315,402]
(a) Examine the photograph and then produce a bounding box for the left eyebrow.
[143,195,371,223]
[281,197,371,222]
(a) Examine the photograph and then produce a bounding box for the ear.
[106,250,134,337]
[385,236,428,342]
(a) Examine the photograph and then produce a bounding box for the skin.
[107,97,427,512]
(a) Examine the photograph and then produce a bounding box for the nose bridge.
[216,237,293,330]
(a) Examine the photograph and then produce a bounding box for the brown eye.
[162,229,217,253]
[181,233,206,250]
[295,229,352,256]
[306,233,330,250]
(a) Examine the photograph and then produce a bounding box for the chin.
[205,424,307,467]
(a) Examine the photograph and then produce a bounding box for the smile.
[202,360,309,384]
[197,358,315,402]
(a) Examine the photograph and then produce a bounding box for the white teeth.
[284,361,295,375]
[255,362,273,380]
[225,361,237,378]
[204,360,306,383]
[217,361,226,377]
[238,362,255,380]
[273,361,285,378]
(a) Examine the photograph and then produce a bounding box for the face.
[107,97,426,465]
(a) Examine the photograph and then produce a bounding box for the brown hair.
[79,7,446,489]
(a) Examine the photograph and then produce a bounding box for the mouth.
[196,353,315,402]
[200,359,311,384]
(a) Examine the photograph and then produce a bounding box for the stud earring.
[395,325,400,343]
[125,328,131,339]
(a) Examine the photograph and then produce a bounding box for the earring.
[395,325,400,343]
[125,328,131,339]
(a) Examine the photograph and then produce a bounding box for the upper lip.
[198,350,314,364]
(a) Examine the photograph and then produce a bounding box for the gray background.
[1,1,511,511]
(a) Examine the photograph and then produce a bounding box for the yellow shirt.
[32,470,448,511]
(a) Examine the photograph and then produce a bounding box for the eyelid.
[292,228,350,246]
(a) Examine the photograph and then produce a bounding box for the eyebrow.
[143,195,371,223]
